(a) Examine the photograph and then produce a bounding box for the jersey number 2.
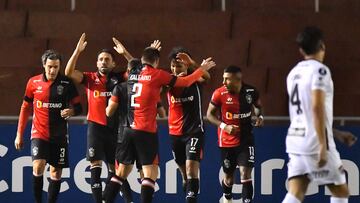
[131,83,143,107]
[290,84,303,114]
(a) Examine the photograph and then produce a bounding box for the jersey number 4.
[290,84,303,114]
[131,83,143,107]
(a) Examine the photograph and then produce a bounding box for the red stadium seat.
[0,38,47,67]
[7,0,71,12]
[0,11,26,38]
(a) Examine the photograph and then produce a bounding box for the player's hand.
[14,134,24,151]
[150,40,161,51]
[75,33,87,53]
[254,116,264,127]
[199,57,216,71]
[224,125,239,135]
[318,146,328,168]
[112,37,127,55]
[176,53,196,67]
[61,108,75,120]
[336,131,357,147]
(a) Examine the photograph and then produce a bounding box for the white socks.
[330,197,348,203]
[282,193,301,203]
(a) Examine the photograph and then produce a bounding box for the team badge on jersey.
[319,68,327,75]
[57,85,64,95]
[246,94,252,104]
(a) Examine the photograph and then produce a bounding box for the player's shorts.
[287,149,346,185]
[170,132,204,166]
[115,142,142,171]
[220,143,255,174]
[117,127,159,166]
[31,138,69,168]
[86,121,117,164]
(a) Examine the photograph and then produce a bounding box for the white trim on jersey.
[195,83,204,132]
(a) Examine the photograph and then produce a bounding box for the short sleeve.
[81,72,91,85]
[23,79,34,103]
[311,66,331,91]
[210,89,221,106]
[158,69,177,87]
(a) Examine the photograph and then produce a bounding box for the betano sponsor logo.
[36,101,62,109]
[170,96,194,104]
[93,90,112,98]
[225,111,251,120]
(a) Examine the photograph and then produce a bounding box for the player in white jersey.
[282,27,349,203]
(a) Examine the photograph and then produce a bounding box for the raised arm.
[174,58,215,87]
[65,33,87,84]
[176,53,211,83]
[112,37,134,62]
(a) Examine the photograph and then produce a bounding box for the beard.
[99,67,111,74]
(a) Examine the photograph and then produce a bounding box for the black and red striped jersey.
[21,73,82,143]
[210,83,260,147]
[167,82,204,136]
[82,71,125,128]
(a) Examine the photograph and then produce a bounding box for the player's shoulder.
[214,86,227,95]
[28,74,43,84]
[242,83,257,91]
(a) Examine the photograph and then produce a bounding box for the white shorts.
[287,149,346,185]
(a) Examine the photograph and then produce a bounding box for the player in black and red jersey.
[207,66,263,203]
[65,33,131,203]
[14,50,82,203]
[104,40,215,203]
[166,47,210,203]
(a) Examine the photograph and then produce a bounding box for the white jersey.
[286,59,336,155]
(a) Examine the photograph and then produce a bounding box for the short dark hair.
[224,65,242,74]
[142,47,160,64]
[296,26,324,55]
[41,49,62,65]
[128,58,143,74]
[97,48,115,60]
[168,46,191,60]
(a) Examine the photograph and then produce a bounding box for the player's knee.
[50,168,62,180]
[90,160,102,168]
[32,160,46,176]
[329,184,350,198]
[223,175,234,186]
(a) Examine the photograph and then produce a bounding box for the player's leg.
[283,176,310,203]
[31,139,48,203]
[47,142,68,203]
[327,184,349,203]
[105,163,134,203]
[184,133,204,203]
[220,147,237,203]
[282,154,310,203]
[103,127,117,202]
[47,166,63,203]
[134,130,159,203]
[170,135,187,192]
[238,144,255,203]
[87,122,105,203]
[104,135,136,203]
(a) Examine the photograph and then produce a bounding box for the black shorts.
[170,132,204,166]
[87,121,117,164]
[220,143,255,174]
[115,142,142,171]
[31,138,69,168]
[117,127,159,166]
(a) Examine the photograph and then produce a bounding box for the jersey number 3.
[131,83,143,107]
[290,84,303,114]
